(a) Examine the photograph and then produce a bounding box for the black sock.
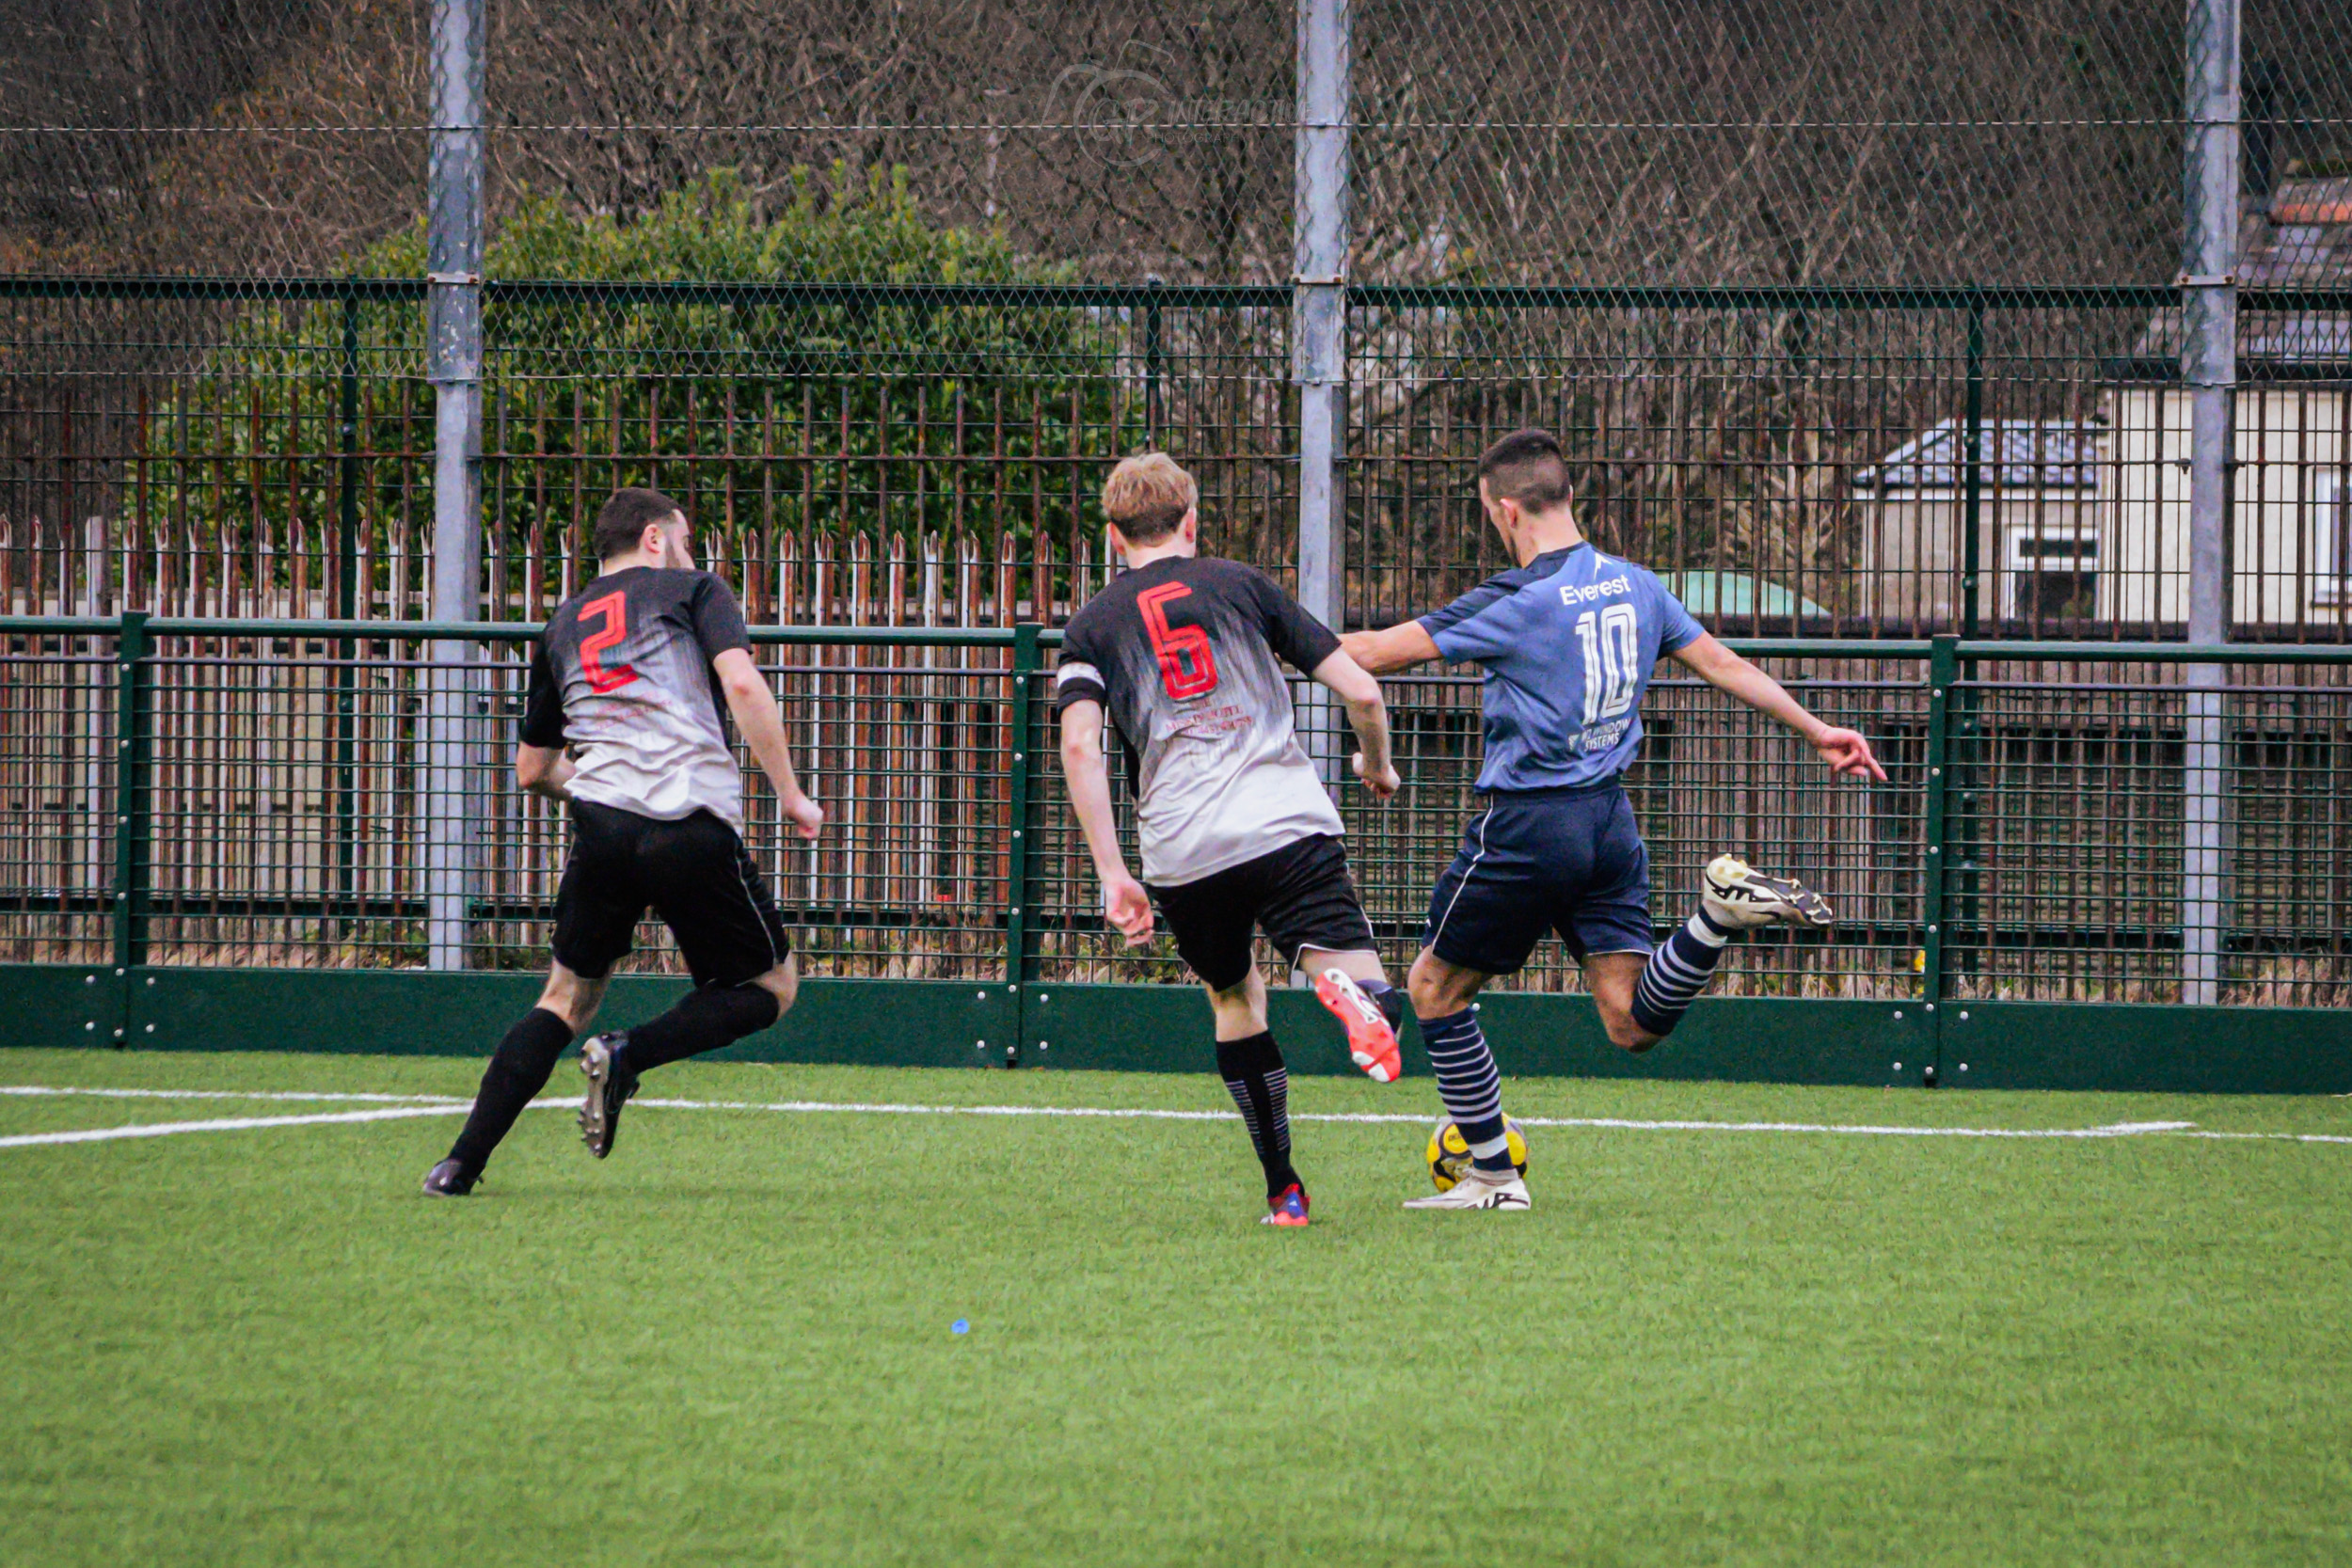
[447,1007,575,1171]
[620,984,782,1075]
[1216,1031,1298,1197]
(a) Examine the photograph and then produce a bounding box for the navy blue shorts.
[1421,782,1655,975]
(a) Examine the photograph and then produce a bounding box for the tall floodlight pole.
[425,0,485,970]
[2180,0,2238,1005]
[1295,0,1350,781]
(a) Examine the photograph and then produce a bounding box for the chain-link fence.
[8,278,2350,638]
[2,2,428,277]
[8,2,2344,283]
[6,1,2351,635]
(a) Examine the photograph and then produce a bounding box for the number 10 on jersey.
[1572,604,1639,725]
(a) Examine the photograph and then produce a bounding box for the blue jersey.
[1418,542,1705,793]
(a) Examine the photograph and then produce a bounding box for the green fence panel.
[4,616,2349,1093]
[1944,1003,2352,1096]
[122,968,1009,1066]
[0,964,125,1049]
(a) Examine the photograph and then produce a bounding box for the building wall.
[1864,391,2350,633]
[1858,493,2098,627]
[2109,387,2349,630]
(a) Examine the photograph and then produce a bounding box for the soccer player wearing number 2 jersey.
[1345,429,1887,1211]
[1057,454,1407,1227]
[421,488,825,1196]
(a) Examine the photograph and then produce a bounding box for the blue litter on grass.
[952,1319,970,1335]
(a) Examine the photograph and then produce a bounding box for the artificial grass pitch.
[3,1051,2349,1567]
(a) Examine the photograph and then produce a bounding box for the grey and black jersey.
[522,566,753,831]
[1054,556,1343,886]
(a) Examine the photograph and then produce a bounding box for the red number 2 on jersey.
[577,590,641,694]
[1136,581,1218,700]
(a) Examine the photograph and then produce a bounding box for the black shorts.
[1146,833,1377,992]
[552,800,792,990]
[1422,781,1655,975]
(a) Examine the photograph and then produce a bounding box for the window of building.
[2005,528,2099,620]
[2315,470,2348,605]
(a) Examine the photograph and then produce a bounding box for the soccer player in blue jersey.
[1343,428,1886,1211]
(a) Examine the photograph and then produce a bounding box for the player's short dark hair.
[1476,428,1574,514]
[592,487,686,562]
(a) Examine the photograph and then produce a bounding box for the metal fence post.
[111,612,152,994]
[336,289,361,936]
[1003,623,1041,1062]
[1294,0,1350,782]
[1961,293,1985,640]
[2182,0,2240,1004]
[340,290,363,620]
[1920,635,1957,1009]
[1143,276,1165,443]
[425,0,485,970]
[1950,300,1988,991]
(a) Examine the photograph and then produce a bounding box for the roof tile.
[1855,419,2104,492]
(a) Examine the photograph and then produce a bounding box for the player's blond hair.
[1101,452,1198,545]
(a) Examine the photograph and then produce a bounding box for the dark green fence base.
[1946,1002,2352,1096]
[1019,983,1409,1073]
[5,966,125,1049]
[1021,985,1934,1086]
[8,966,2344,1095]
[1470,994,1937,1087]
[74,969,1012,1067]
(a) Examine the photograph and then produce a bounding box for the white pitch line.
[0,1102,470,1149]
[2179,1129,2352,1148]
[627,1098,2205,1140]
[3,1084,2342,1151]
[631,1096,1243,1120]
[1511,1116,2204,1139]
[0,1085,465,1105]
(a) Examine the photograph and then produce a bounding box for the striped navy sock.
[1630,911,1735,1037]
[1420,1007,1514,1172]
[1216,1031,1297,1196]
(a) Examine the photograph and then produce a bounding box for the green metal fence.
[10,277,2352,641]
[4,615,2347,1091]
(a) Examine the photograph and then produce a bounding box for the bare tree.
[8,0,2349,286]
[0,0,424,273]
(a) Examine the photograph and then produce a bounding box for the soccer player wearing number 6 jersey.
[1057,453,1407,1227]
[1344,429,1887,1212]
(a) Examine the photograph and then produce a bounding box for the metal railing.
[10,276,2352,645]
[4,616,2347,1012]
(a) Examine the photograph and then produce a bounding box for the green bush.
[132,167,1138,615]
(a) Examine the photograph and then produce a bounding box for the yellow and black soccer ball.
[1426,1115,1530,1192]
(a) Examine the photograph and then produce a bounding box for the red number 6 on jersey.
[578,590,641,694]
[1136,581,1218,701]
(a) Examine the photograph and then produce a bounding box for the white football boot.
[1403,1166,1532,1211]
[1699,854,1834,931]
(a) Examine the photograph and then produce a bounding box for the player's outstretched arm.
[1339,621,1443,676]
[1310,648,1399,800]
[712,648,826,838]
[1057,698,1153,945]
[1669,633,1889,782]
